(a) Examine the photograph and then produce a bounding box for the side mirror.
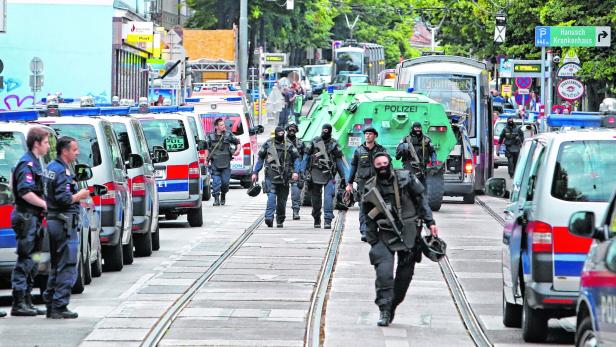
[152,148,169,163]
[125,153,144,169]
[74,164,93,182]
[257,125,264,134]
[197,139,207,151]
[0,182,13,205]
[90,184,108,197]
[568,211,597,239]
[485,177,508,198]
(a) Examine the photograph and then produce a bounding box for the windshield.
[0,132,27,183]
[51,124,102,167]
[306,65,332,77]
[200,113,244,136]
[415,74,477,137]
[335,51,363,74]
[350,75,369,83]
[552,140,616,202]
[139,119,189,153]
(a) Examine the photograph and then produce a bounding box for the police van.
[190,97,263,188]
[569,186,616,347]
[38,108,139,272]
[486,114,616,342]
[0,111,103,293]
[133,107,204,227]
[108,113,166,255]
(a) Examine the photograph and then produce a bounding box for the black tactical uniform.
[253,127,301,227]
[499,119,524,178]
[302,124,345,229]
[396,122,436,184]
[286,123,305,220]
[363,159,435,327]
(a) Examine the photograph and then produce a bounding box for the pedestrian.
[362,152,438,326]
[345,127,386,242]
[10,127,50,317]
[278,78,295,128]
[252,126,301,228]
[395,122,436,185]
[286,123,305,220]
[207,118,241,206]
[499,117,525,178]
[303,123,346,229]
[44,136,91,319]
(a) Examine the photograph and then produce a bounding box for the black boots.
[11,291,37,317]
[49,307,78,319]
[293,210,300,220]
[377,309,391,326]
[25,293,46,315]
[213,195,220,206]
[221,194,226,205]
[314,219,321,228]
[324,221,332,229]
[276,221,284,228]
[265,219,273,228]
[0,310,6,318]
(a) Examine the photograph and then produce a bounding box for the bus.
[332,41,385,84]
[395,55,493,193]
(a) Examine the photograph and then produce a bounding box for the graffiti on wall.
[0,77,35,111]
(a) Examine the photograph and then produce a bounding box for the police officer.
[44,136,90,319]
[10,127,50,317]
[395,122,436,184]
[207,118,241,206]
[252,126,301,228]
[286,123,305,220]
[345,127,386,242]
[363,152,438,326]
[303,124,346,229]
[499,117,524,178]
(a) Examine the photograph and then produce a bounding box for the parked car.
[179,109,212,201]
[330,74,369,90]
[305,63,332,95]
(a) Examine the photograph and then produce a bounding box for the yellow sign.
[501,84,512,97]
[265,55,284,62]
[513,64,541,73]
[126,34,154,43]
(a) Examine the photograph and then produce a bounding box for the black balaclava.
[274,126,285,142]
[322,123,332,141]
[412,122,422,137]
[507,118,514,127]
[373,152,392,179]
[287,125,298,140]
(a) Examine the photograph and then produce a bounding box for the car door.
[132,120,159,227]
[103,123,132,243]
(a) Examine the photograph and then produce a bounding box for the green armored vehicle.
[299,87,458,210]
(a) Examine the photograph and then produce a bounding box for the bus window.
[335,51,362,74]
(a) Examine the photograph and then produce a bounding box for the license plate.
[347,136,361,147]
[231,162,243,169]
[154,169,166,179]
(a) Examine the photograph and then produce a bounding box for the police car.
[188,97,263,188]
[486,114,616,342]
[568,188,616,347]
[134,107,204,227]
[38,108,137,272]
[178,108,212,201]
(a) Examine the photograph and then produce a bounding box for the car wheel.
[502,289,522,327]
[91,247,103,278]
[522,291,548,342]
[463,192,475,204]
[151,225,160,251]
[72,253,85,294]
[202,183,212,201]
[122,234,134,265]
[187,205,203,227]
[103,242,123,272]
[576,316,596,347]
[134,231,152,257]
[83,243,92,285]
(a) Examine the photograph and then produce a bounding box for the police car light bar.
[178,106,195,112]
[547,114,603,128]
[185,98,201,103]
[0,110,40,122]
[54,107,102,117]
[40,97,76,104]
[99,107,131,116]
[149,106,179,113]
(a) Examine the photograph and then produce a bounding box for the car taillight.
[130,175,146,197]
[91,182,116,205]
[198,150,207,165]
[243,143,251,155]
[428,126,447,132]
[346,83,352,87]
[188,161,200,179]
[528,221,553,253]
[464,159,473,174]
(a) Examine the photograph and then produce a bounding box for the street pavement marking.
[118,273,155,299]
[159,339,303,346]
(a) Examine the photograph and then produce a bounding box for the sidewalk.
[324,208,474,347]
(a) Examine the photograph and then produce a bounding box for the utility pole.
[239,0,248,92]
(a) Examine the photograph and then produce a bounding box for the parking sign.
[535,26,550,47]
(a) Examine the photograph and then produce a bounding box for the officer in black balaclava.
[286,123,305,220]
[396,122,436,184]
[302,123,346,229]
[499,117,524,178]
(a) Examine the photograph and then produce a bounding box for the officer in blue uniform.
[207,118,241,206]
[10,127,50,316]
[43,136,90,319]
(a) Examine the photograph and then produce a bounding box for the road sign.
[517,88,530,95]
[557,79,584,100]
[557,63,581,78]
[29,74,44,92]
[510,59,543,78]
[563,49,580,64]
[501,84,512,97]
[494,26,506,43]
[535,26,612,47]
[515,77,532,89]
[0,0,5,33]
[30,57,44,75]
[262,53,288,66]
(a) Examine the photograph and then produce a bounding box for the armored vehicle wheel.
[426,172,444,212]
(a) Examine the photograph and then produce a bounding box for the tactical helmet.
[419,235,447,262]
[246,183,262,197]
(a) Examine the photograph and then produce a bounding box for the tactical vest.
[308,137,339,185]
[401,134,431,173]
[264,139,295,184]
[355,143,386,181]
[502,126,521,146]
[208,132,234,169]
